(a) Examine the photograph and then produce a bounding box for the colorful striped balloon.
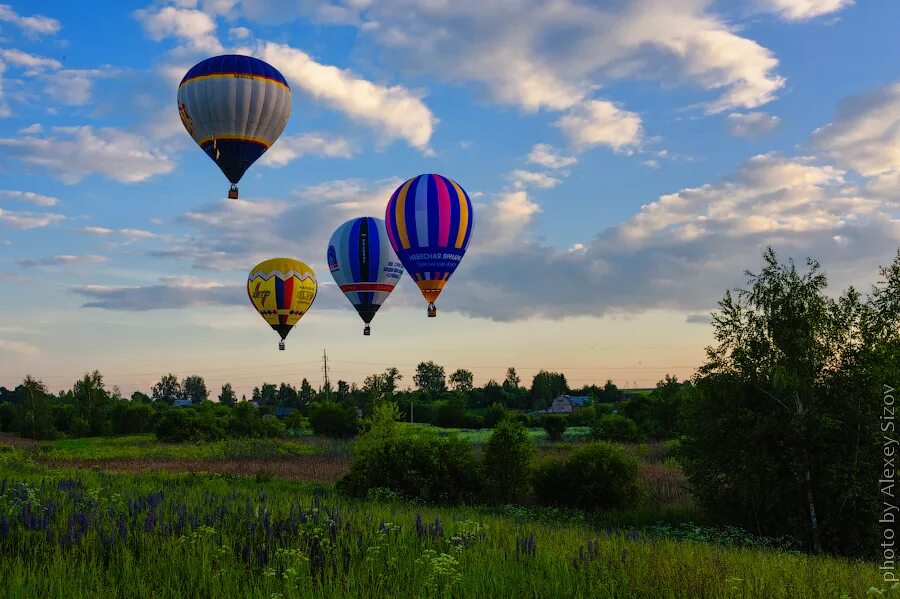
[327,217,404,335]
[247,258,317,350]
[178,54,292,199]
[384,174,474,316]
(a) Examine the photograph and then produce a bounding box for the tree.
[182,375,209,404]
[337,380,350,400]
[254,383,277,406]
[680,248,900,557]
[152,374,182,404]
[276,383,298,406]
[131,391,151,403]
[448,369,474,392]
[483,419,535,504]
[414,361,446,397]
[541,414,567,442]
[597,380,621,403]
[72,370,109,436]
[309,401,358,437]
[298,378,316,406]
[502,367,520,391]
[218,383,237,406]
[530,370,568,410]
[18,376,55,439]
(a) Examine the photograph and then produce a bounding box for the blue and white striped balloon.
[327,217,404,335]
[177,54,292,198]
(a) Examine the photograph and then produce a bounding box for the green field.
[0,444,884,598]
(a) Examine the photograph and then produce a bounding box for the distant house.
[274,406,294,418]
[172,399,193,408]
[545,395,591,414]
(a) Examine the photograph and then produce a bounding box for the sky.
[0,0,897,398]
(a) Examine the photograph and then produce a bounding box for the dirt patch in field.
[42,456,351,483]
[0,433,37,448]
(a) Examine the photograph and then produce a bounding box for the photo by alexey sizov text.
[882,383,898,584]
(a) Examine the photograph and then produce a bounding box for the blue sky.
[0,0,897,397]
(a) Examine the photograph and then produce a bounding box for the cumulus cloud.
[134,5,224,53]
[527,144,577,170]
[17,123,42,134]
[450,152,898,321]
[256,41,437,151]
[228,26,252,40]
[509,170,561,190]
[73,278,243,311]
[0,190,59,206]
[16,254,108,267]
[0,208,65,230]
[555,100,643,151]
[260,132,354,166]
[0,51,111,106]
[811,82,900,194]
[726,112,781,138]
[757,0,853,21]
[337,0,784,114]
[0,126,175,184]
[0,49,61,73]
[0,4,61,36]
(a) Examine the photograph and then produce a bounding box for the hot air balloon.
[327,217,404,336]
[247,258,316,350]
[177,54,292,199]
[384,174,473,317]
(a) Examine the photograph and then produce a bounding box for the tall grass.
[0,458,883,598]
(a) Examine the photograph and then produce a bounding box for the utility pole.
[322,349,331,402]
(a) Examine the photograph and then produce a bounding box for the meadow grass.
[0,452,881,599]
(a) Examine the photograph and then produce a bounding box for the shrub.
[482,402,509,428]
[540,414,567,441]
[0,402,15,432]
[566,406,596,426]
[533,441,642,511]
[590,414,642,443]
[153,409,224,443]
[482,419,535,504]
[337,429,481,503]
[309,401,359,437]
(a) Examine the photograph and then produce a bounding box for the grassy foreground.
[0,450,880,599]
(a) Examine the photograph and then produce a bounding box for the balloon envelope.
[247,258,316,345]
[327,217,403,330]
[384,174,473,308]
[178,54,291,196]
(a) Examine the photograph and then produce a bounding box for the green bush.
[482,418,535,504]
[0,402,15,432]
[153,409,224,443]
[338,429,481,503]
[482,402,509,428]
[566,406,596,426]
[540,414,567,441]
[533,441,642,511]
[590,414,642,442]
[309,401,359,437]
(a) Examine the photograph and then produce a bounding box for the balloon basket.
[228,185,239,199]
[363,325,371,336]
[278,340,285,351]
[427,303,437,318]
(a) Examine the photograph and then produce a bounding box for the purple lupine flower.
[144,510,157,532]
[1,515,9,538]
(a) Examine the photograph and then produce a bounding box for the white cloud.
[0,4,60,36]
[228,26,252,40]
[0,338,39,357]
[811,82,900,190]
[343,0,784,114]
[256,41,436,151]
[554,100,642,151]
[260,132,354,166]
[134,5,224,53]
[509,170,561,190]
[80,226,114,235]
[0,208,65,230]
[16,254,108,267]
[43,69,111,105]
[0,190,59,206]
[17,123,42,134]
[727,112,781,138]
[0,48,61,73]
[757,0,853,21]
[0,60,8,117]
[527,144,577,169]
[453,151,898,321]
[0,126,175,184]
